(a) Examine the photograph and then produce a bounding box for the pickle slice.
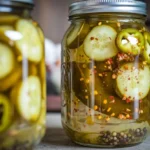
[115,63,150,101]
[0,94,12,132]
[67,22,90,49]
[84,25,118,61]
[72,62,149,119]
[0,66,22,91]
[12,76,41,122]
[15,19,43,63]
[0,42,15,79]
[0,15,19,24]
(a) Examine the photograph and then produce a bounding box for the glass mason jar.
[61,0,150,148]
[0,0,46,149]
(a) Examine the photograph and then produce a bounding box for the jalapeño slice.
[116,28,144,55]
[0,94,12,132]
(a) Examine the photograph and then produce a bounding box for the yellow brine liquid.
[61,16,150,147]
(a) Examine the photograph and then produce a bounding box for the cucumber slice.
[13,76,41,122]
[83,25,118,61]
[0,66,21,91]
[15,19,43,63]
[0,94,12,132]
[0,42,15,79]
[116,63,150,100]
[0,15,19,24]
[67,22,90,49]
[143,32,150,64]
[116,28,144,55]
[72,62,149,119]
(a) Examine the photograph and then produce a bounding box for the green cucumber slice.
[143,32,150,64]
[15,19,43,63]
[0,66,22,91]
[67,22,90,49]
[0,94,12,132]
[83,25,118,61]
[15,76,41,122]
[116,28,144,55]
[116,63,150,101]
[0,42,15,79]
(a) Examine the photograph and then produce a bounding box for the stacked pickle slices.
[0,15,45,135]
[64,20,150,146]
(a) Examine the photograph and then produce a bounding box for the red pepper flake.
[74,108,78,112]
[126,98,131,103]
[94,70,97,74]
[109,96,114,100]
[90,37,94,40]
[140,99,143,103]
[106,58,113,65]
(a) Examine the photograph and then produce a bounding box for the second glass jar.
[61,5,150,148]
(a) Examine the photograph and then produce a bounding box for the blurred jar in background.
[0,0,46,149]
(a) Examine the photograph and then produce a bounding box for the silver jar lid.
[0,0,34,10]
[11,0,34,5]
[69,0,147,17]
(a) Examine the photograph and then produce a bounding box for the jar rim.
[69,0,147,17]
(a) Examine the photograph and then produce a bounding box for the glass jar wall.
[61,1,150,147]
[0,1,46,149]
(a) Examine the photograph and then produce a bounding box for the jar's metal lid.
[0,0,34,9]
[69,0,147,17]
[11,0,34,5]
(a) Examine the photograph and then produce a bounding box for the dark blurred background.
[31,0,150,112]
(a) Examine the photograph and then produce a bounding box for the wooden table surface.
[35,113,150,150]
